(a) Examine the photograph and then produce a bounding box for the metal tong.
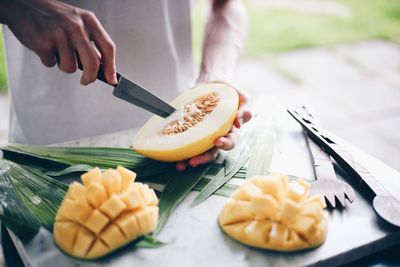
[288,108,400,227]
[300,106,355,208]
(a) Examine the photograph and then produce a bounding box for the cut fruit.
[53,166,159,259]
[218,174,327,251]
[132,82,239,162]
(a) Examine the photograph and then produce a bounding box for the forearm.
[198,0,248,83]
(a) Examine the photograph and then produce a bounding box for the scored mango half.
[218,174,327,251]
[53,166,159,259]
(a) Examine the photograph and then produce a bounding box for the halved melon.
[132,82,239,161]
[218,174,328,251]
[53,167,159,259]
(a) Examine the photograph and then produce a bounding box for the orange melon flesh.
[218,174,328,251]
[53,167,159,259]
[132,82,239,162]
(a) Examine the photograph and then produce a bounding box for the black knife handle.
[76,56,121,86]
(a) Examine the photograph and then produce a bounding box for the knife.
[77,61,176,118]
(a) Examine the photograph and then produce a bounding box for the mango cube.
[253,176,285,202]
[65,182,86,202]
[84,210,109,234]
[102,169,122,196]
[304,194,326,209]
[116,166,136,191]
[244,221,272,245]
[287,180,307,202]
[268,223,288,247]
[86,240,109,259]
[301,202,324,222]
[251,195,279,219]
[121,189,144,209]
[277,199,301,224]
[86,183,107,208]
[232,182,262,201]
[81,167,102,186]
[72,229,94,258]
[218,200,254,225]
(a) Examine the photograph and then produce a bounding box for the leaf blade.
[0,159,41,242]
[155,164,211,235]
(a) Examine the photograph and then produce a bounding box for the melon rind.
[132,82,239,162]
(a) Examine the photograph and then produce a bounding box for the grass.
[0,29,7,94]
[0,1,399,94]
[192,0,400,58]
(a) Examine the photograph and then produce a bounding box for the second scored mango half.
[219,174,327,251]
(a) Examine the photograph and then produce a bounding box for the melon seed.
[160,92,219,135]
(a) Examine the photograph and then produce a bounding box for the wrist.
[197,70,234,85]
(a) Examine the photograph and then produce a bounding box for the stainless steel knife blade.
[77,60,176,118]
[113,76,176,118]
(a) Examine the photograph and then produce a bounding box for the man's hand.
[176,82,252,171]
[0,0,117,85]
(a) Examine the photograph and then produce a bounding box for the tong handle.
[288,109,389,196]
[300,106,337,181]
[307,136,337,181]
[327,142,388,196]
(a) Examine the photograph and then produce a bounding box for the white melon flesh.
[132,82,239,162]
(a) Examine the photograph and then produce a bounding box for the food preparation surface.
[9,111,400,267]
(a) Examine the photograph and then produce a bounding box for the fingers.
[234,108,252,128]
[40,53,57,68]
[82,11,117,85]
[214,127,237,150]
[234,89,253,128]
[36,40,57,67]
[176,146,220,171]
[64,11,100,85]
[56,38,77,73]
[176,161,188,171]
[72,34,100,85]
[188,147,220,167]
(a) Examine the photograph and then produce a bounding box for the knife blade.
[77,61,176,118]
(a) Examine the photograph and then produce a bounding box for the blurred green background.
[0,0,399,94]
[192,0,400,63]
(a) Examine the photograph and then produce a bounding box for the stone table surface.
[8,107,400,267]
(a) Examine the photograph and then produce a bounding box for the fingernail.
[109,72,117,85]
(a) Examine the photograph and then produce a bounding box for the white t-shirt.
[4,0,195,145]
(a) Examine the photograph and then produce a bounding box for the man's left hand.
[176,84,252,171]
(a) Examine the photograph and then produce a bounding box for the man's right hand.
[0,0,117,85]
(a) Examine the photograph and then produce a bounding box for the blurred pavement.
[236,40,400,170]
